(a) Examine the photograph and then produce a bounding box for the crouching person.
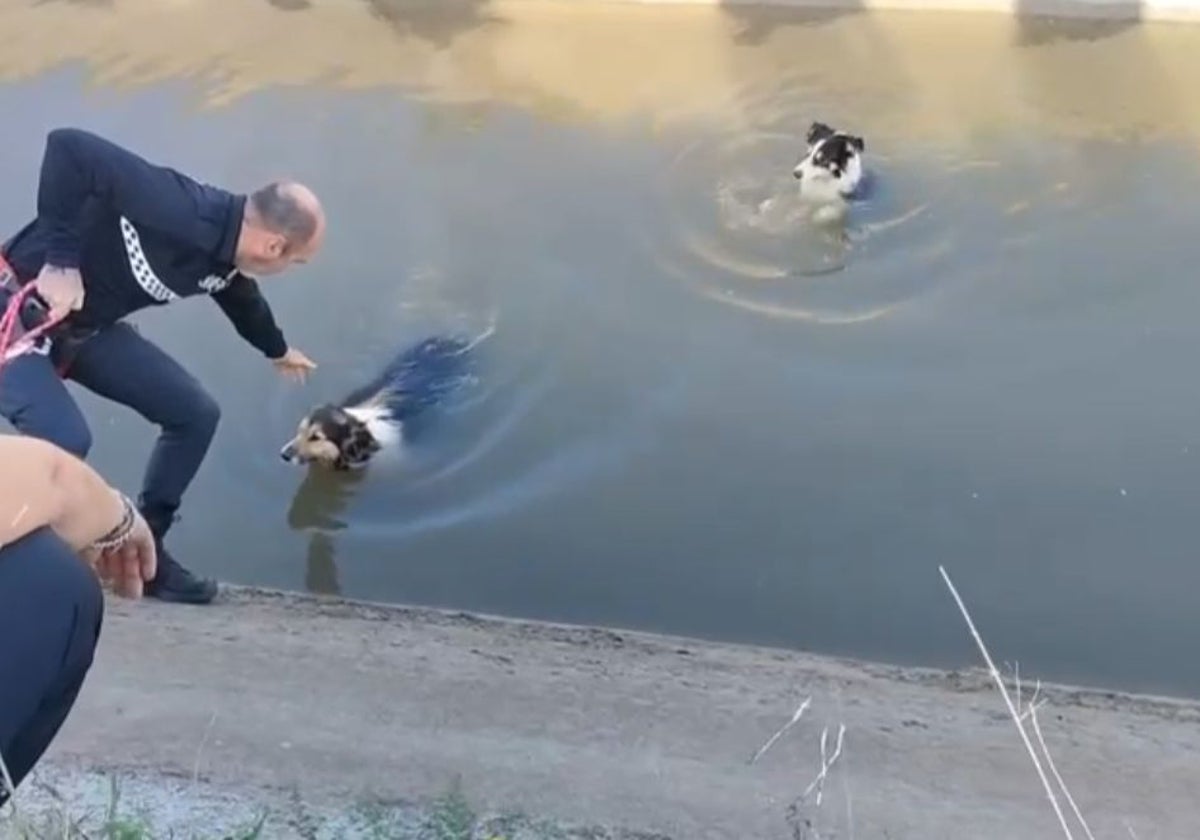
[0,433,156,804]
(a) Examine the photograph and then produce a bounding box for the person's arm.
[209,272,289,360]
[0,435,156,598]
[210,272,317,380]
[36,127,241,271]
[0,434,126,552]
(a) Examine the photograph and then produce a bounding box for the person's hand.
[81,511,157,599]
[32,264,84,322]
[272,347,317,383]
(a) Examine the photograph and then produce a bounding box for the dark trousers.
[0,527,103,803]
[0,321,221,537]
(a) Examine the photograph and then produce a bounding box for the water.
[4,0,1200,699]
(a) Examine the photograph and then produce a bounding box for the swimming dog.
[280,335,474,471]
[792,121,866,204]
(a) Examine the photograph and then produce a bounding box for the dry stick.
[192,711,219,786]
[749,696,812,765]
[938,565,1075,840]
[1029,697,1096,840]
[0,746,16,816]
[832,688,856,840]
[803,724,846,807]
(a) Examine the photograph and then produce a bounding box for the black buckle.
[16,288,53,333]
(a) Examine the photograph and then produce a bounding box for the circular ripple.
[218,260,510,497]
[224,245,689,548]
[644,78,967,325]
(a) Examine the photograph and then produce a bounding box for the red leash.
[0,257,68,385]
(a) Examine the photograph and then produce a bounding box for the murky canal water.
[4,0,1200,698]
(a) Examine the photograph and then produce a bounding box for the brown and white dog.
[280,335,473,471]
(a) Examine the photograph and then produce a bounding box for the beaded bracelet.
[89,492,136,553]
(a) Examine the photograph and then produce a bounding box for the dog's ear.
[341,426,380,465]
[807,121,835,146]
[848,135,865,152]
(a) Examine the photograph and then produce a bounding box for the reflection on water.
[3,0,1200,141]
[5,0,1200,699]
[288,468,364,596]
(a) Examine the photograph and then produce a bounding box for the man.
[0,127,321,605]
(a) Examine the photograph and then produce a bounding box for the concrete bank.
[24,586,1200,839]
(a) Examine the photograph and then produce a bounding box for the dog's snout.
[792,168,803,180]
[280,443,296,462]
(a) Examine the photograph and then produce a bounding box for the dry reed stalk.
[938,565,1076,839]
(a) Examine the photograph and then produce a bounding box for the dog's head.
[793,121,865,199]
[280,404,381,470]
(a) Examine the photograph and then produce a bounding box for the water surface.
[3,0,1200,698]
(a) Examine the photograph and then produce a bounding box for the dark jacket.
[2,128,288,360]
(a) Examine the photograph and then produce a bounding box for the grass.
[0,763,585,840]
[0,772,269,840]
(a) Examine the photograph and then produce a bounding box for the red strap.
[0,256,69,384]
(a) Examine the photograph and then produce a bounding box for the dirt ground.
[27,586,1200,839]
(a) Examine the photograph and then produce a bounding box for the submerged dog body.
[792,121,866,205]
[280,335,473,470]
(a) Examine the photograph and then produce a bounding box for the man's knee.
[53,414,93,460]
[20,411,92,460]
[0,355,92,458]
[188,388,221,441]
[156,381,220,442]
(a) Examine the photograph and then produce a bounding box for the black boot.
[140,505,219,605]
[144,542,218,604]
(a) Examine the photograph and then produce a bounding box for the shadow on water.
[1014,0,1142,46]
[255,0,503,44]
[362,0,504,47]
[719,2,863,45]
[266,0,313,12]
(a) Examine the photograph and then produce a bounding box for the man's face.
[238,219,324,277]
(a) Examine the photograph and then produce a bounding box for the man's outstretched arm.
[209,272,317,380]
[209,272,289,360]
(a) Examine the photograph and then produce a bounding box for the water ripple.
[644,78,972,326]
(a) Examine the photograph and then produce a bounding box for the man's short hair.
[248,182,317,247]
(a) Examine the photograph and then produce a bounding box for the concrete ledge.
[37,583,1200,839]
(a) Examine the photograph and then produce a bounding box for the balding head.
[236,180,325,276]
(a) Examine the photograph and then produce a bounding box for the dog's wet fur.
[280,335,473,471]
[792,121,866,203]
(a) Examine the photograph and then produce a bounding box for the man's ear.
[265,233,287,259]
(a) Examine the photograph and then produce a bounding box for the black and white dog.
[280,335,474,471]
[793,121,866,205]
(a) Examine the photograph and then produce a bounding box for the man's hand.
[272,347,317,383]
[80,510,157,599]
[32,264,84,322]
